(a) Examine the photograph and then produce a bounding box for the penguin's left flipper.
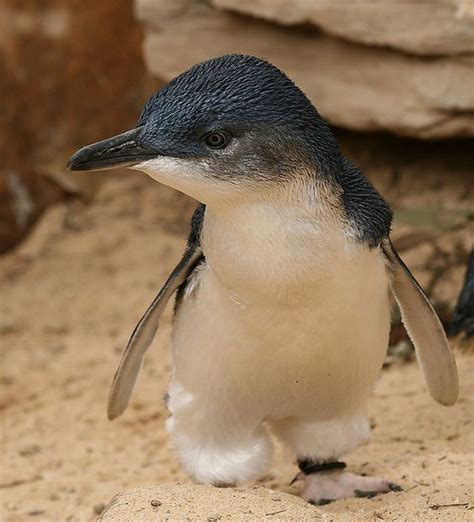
[107,243,203,420]
[382,238,459,406]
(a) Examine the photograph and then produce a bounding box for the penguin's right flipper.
[107,204,205,420]
[382,238,459,406]
[107,244,203,420]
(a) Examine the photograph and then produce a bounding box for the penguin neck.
[200,178,359,299]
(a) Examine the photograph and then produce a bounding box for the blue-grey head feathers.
[137,54,392,246]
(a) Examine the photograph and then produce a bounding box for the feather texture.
[382,238,459,406]
[107,244,203,420]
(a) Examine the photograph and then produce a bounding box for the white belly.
[171,241,391,423]
[165,198,391,484]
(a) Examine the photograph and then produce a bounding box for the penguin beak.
[67,127,158,171]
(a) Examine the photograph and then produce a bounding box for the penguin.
[68,55,459,504]
[450,249,474,338]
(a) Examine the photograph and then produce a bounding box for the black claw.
[389,482,403,492]
[309,498,334,506]
[355,489,378,498]
[289,472,304,486]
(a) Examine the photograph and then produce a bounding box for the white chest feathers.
[171,194,391,421]
[200,195,374,304]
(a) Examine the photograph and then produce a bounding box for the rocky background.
[1,1,474,521]
[0,0,160,253]
[2,0,473,241]
[138,0,474,138]
[2,0,473,322]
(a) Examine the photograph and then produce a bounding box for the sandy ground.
[1,173,473,521]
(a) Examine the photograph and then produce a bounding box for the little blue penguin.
[68,55,459,504]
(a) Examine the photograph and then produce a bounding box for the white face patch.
[129,156,240,205]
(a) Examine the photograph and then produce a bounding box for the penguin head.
[68,54,339,204]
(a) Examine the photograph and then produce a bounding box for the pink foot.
[299,471,402,505]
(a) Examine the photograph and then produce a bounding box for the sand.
[1,173,473,521]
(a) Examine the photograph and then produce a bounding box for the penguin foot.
[297,471,402,505]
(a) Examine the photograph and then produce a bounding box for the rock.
[0,0,156,253]
[212,0,474,56]
[98,484,313,521]
[135,0,474,138]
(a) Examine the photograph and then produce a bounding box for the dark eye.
[203,131,229,149]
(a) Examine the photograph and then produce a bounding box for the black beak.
[67,127,158,171]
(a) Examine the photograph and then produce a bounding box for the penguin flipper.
[107,204,205,420]
[107,244,203,420]
[382,238,459,406]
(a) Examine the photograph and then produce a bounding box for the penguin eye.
[203,131,230,149]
